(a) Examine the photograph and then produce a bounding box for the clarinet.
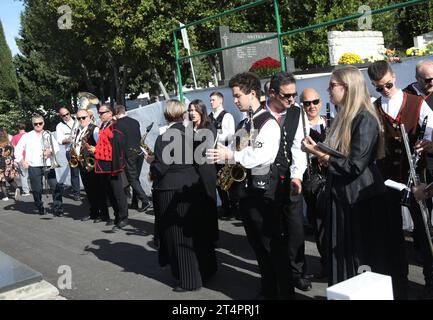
[401,123,433,254]
[300,103,311,180]
[401,116,428,207]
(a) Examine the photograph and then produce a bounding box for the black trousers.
[98,173,128,223]
[65,150,81,196]
[275,176,306,278]
[28,166,63,212]
[240,196,294,300]
[79,165,108,219]
[125,151,148,205]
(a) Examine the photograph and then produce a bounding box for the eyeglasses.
[421,77,433,84]
[77,116,88,120]
[278,92,297,100]
[328,82,345,90]
[302,99,320,107]
[98,111,109,115]
[60,113,70,118]
[375,81,394,93]
[33,122,43,127]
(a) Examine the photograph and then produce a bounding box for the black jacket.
[150,122,200,191]
[115,116,142,152]
[327,110,386,205]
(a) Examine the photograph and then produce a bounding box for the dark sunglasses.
[278,92,297,100]
[77,116,88,120]
[422,77,433,83]
[33,122,43,126]
[302,99,320,107]
[60,113,70,118]
[375,81,394,93]
[98,111,109,115]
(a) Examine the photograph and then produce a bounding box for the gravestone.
[327,31,385,66]
[414,31,433,48]
[216,26,281,84]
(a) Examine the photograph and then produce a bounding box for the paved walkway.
[0,191,426,300]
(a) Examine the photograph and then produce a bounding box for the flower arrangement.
[338,52,363,65]
[249,57,281,77]
[406,42,433,57]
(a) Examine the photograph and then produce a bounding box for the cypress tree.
[0,20,19,103]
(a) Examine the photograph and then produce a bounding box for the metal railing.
[173,0,429,101]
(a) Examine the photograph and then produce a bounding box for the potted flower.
[338,52,364,65]
[249,57,281,78]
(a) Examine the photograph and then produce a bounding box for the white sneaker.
[2,197,9,201]
[15,189,20,200]
[22,193,31,196]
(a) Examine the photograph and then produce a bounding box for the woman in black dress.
[302,66,391,286]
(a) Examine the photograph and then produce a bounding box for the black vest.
[274,106,301,177]
[210,110,227,130]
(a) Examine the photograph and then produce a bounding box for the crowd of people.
[0,59,433,299]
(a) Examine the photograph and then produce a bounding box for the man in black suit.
[114,105,151,212]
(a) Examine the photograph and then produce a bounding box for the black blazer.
[327,110,386,205]
[115,116,141,151]
[150,122,200,191]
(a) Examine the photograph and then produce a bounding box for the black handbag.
[303,172,327,218]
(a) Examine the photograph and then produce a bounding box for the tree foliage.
[0,21,19,103]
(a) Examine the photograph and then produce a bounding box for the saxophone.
[139,122,154,156]
[216,106,254,192]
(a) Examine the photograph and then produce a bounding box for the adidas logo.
[257,181,266,187]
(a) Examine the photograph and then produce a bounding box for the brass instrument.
[216,107,254,192]
[80,128,96,172]
[401,122,433,254]
[42,130,61,170]
[78,92,99,110]
[68,142,81,168]
[140,122,155,156]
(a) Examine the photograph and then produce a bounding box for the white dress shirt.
[268,104,309,181]
[234,109,281,169]
[56,118,77,150]
[15,130,60,167]
[211,107,235,144]
[379,89,433,141]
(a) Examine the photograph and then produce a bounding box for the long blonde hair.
[325,66,384,158]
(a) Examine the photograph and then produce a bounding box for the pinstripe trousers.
[154,188,216,290]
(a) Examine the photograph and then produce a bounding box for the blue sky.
[0,0,24,56]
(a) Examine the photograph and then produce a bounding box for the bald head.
[300,88,322,121]
[416,60,433,95]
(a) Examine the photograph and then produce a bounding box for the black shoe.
[105,220,114,226]
[54,209,64,217]
[38,207,46,215]
[172,286,201,292]
[112,219,128,231]
[129,203,138,210]
[73,194,81,201]
[137,201,151,213]
[93,218,102,223]
[81,216,93,221]
[295,277,312,291]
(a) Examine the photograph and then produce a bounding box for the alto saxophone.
[216,106,254,192]
[140,122,155,156]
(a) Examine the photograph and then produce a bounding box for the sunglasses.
[33,122,43,126]
[60,113,70,118]
[422,77,433,83]
[278,92,297,100]
[375,81,394,93]
[302,99,320,107]
[328,82,345,90]
[77,116,88,120]
[98,111,109,115]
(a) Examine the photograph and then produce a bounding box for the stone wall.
[327,31,385,65]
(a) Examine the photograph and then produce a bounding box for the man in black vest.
[209,91,236,220]
[368,60,433,299]
[114,105,151,213]
[74,109,109,222]
[268,71,311,291]
[207,72,292,299]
